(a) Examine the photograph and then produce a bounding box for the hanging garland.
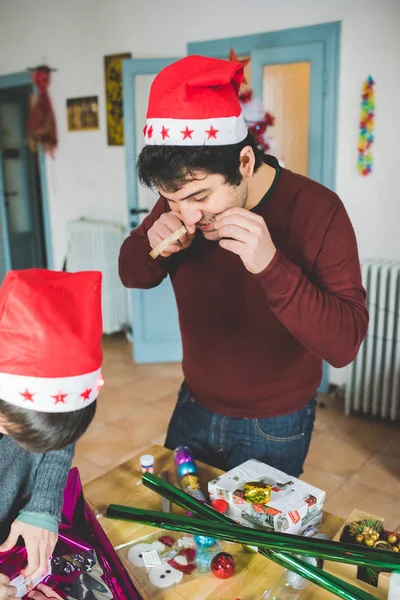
[357,76,375,176]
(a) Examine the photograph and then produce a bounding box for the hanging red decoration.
[229,49,277,155]
[27,66,57,156]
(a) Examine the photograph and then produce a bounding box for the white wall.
[0,0,399,268]
[0,0,399,381]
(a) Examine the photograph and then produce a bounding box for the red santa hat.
[0,269,103,413]
[144,55,248,146]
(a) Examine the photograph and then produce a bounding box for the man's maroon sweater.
[119,157,368,418]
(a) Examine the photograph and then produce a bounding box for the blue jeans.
[165,383,317,477]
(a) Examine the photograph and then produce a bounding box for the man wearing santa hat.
[0,269,103,599]
[119,56,368,477]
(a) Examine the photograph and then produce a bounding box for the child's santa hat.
[0,269,103,413]
[144,55,248,146]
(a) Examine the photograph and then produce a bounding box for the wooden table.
[83,445,380,600]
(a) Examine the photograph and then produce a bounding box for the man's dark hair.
[0,399,97,453]
[138,132,264,192]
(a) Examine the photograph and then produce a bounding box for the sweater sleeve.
[22,444,75,522]
[256,205,369,368]
[119,197,171,289]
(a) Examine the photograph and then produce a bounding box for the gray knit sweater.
[0,434,74,540]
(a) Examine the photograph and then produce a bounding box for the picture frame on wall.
[104,52,131,145]
[66,96,99,131]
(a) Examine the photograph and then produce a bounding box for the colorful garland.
[357,76,375,176]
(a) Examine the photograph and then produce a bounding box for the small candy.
[194,535,216,548]
[243,481,271,505]
[211,552,236,579]
[177,461,197,478]
[175,446,194,465]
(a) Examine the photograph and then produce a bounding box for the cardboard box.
[208,459,325,535]
[326,509,392,599]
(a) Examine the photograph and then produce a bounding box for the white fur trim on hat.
[144,114,248,146]
[0,368,102,413]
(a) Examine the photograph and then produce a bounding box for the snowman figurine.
[127,541,166,567]
[148,556,188,589]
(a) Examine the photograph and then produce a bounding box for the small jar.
[140,454,154,474]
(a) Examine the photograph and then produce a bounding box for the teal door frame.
[122,57,184,363]
[0,71,53,271]
[188,23,341,393]
[188,21,341,191]
[251,42,324,183]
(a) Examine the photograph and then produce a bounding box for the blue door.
[0,89,47,273]
[251,42,325,183]
[251,43,328,393]
[122,58,183,364]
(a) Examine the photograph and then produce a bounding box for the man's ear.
[239,146,256,178]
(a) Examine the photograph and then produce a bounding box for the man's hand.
[0,575,16,599]
[0,521,57,581]
[148,212,196,258]
[215,207,276,274]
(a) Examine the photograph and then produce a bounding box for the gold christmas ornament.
[355,534,364,543]
[392,545,399,552]
[388,533,398,544]
[243,481,272,505]
[364,537,374,547]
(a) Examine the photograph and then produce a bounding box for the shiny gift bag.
[0,468,143,600]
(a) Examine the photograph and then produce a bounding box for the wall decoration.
[66,96,99,132]
[357,76,375,176]
[104,52,131,145]
[229,48,276,156]
[27,65,58,156]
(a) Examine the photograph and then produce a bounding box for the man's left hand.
[0,521,57,580]
[215,208,276,274]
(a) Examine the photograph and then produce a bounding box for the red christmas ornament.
[211,552,236,579]
[211,499,229,514]
[27,66,57,156]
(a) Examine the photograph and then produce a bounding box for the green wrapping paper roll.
[106,504,400,572]
[142,474,382,600]
[106,472,383,600]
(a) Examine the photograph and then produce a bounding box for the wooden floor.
[73,333,400,530]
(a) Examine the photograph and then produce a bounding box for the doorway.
[0,72,52,281]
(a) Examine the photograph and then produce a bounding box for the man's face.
[159,172,248,241]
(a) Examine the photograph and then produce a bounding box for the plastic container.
[140,454,154,474]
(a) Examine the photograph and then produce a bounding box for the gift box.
[208,459,325,535]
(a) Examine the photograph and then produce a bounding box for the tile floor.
[73,333,400,529]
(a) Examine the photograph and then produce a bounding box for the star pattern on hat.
[143,125,148,137]
[181,126,194,140]
[81,388,92,402]
[20,389,35,402]
[161,126,170,140]
[205,126,219,139]
[147,125,153,139]
[52,392,68,405]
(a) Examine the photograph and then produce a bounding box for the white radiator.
[345,260,400,420]
[66,218,130,335]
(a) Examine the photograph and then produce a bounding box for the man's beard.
[198,181,248,241]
